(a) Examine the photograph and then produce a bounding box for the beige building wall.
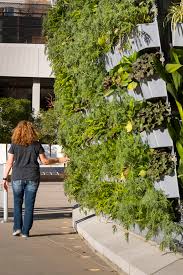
[0,43,53,78]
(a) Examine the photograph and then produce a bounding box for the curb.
[72,207,183,275]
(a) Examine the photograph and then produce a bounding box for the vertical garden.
[44,0,183,249]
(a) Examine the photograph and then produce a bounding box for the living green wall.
[44,0,182,249]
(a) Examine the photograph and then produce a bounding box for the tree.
[0,98,32,143]
[34,108,59,156]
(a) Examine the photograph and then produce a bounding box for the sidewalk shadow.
[0,207,73,220]
[34,206,73,220]
[0,208,14,218]
[30,231,76,238]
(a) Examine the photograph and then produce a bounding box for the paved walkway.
[0,182,123,275]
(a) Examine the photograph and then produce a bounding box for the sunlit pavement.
[0,182,124,275]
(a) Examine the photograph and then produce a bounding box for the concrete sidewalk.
[0,182,121,275]
[73,208,183,275]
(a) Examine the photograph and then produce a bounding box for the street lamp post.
[0,107,8,223]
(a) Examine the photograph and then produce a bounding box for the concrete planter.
[172,23,183,47]
[104,93,122,103]
[105,46,123,72]
[140,128,179,198]
[128,85,143,101]
[140,128,173,148]
[105,21,160,71]
[130,21,161,52]
[140,77,167,99]
[154,173,180,198]
[104,48,131,72]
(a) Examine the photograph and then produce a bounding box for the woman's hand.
[58,156,70,164]
[2,179,8,192]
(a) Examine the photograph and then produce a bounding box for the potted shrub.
[144,149,179,199]
[133,100,173,147]
[131,53,167,99]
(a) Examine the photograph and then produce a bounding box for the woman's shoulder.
[32,141,45,154]
[32,141,42,147]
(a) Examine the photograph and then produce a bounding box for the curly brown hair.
[11,121,38,146]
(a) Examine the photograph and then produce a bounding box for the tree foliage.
[34,108,59,145]
[0,98,32,143]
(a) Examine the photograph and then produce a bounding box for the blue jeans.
[12,180,39,236]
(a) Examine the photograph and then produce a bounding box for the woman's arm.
[39,153,69,165]
[2,153,14,191]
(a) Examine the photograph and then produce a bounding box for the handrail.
[0,163,8,223]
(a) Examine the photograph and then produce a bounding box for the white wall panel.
[0,43,54,78]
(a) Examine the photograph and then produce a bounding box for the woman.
[2,120,69,238]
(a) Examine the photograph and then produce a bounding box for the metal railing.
[0,163,8,223]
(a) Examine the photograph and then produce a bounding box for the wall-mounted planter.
[105,21,160,71]
[104,48,131,72]
[104,94,122,103]
[128,86,143,101]
[154,172,180,198]
[105,46,123,72]
[140,128,173,148]
[129,21,161,52]
[140,77,167,99]
[172,23,183,47]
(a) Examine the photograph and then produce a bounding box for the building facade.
[0,0,54,115]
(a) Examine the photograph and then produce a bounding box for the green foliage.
[131,52,158,81]
[167,0,183,30]
[45,0,182,250]
[34,108,59,145]
[103,52,138,96]
[154,49,183,183]
[103,52,161,97]
[0,98,32,143]
[134,100,171,133]
[115,132,175,183]
[146,149,176,182]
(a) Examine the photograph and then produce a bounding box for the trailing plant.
[154,48,183,183]
[44,0,182,250]
[133,100,171,133]
[167,0,183,30]
[115,132,175,183]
